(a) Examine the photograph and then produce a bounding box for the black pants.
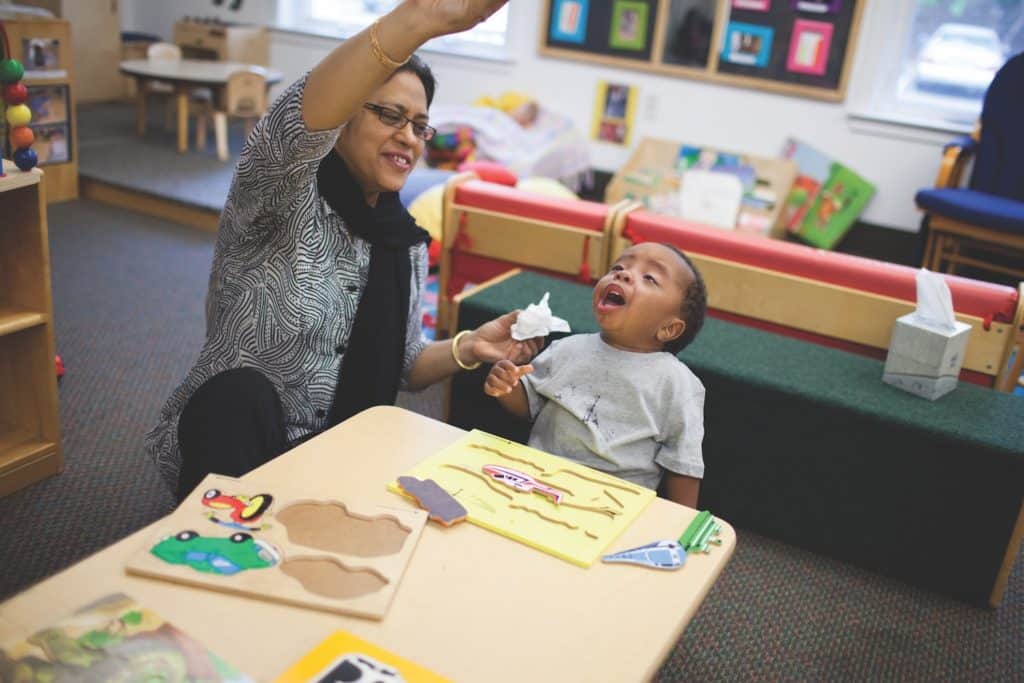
[176,367,291,502]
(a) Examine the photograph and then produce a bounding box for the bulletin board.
[539,0,866,102]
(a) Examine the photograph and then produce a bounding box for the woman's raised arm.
[302,0,508,131]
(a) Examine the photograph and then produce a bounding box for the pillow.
[457,160,517,186]
[515,176,579,200]
[407,183,445,268]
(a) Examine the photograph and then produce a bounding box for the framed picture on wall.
[29,123,71,165]
[721,22,774,67]
[732,0,772,10]
[25,85,69,126]
[609,0,650,51]
[792,0,842,14]
[550,0,590,44]
[592,81,637,145]
[787,19,834,75]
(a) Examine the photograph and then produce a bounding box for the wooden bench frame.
[437,173,630,334]
[610,204,1024,393]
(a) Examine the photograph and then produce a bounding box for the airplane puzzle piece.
[602,540,686,570]
[481,464,563,504]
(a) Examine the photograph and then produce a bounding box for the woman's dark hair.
[393,53,436,107]
[662,243,707,355]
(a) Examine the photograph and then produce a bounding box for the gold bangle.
[369,19,409,71]
[451,330,482,371]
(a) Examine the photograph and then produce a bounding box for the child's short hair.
[662,244,707,355]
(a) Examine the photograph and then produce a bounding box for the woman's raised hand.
[406,0,510,38]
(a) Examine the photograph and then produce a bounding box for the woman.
[147,0,526,500]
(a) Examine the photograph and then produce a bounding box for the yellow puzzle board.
[389,430,655,567]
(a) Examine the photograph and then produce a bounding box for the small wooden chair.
[145,42,182,131]
[195,67,268,161]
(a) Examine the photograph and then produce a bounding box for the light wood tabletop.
[120,58,283,86]
[0,406,735,682]
[120,58,284,155]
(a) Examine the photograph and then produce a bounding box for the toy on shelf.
[0,21,36,173]
[127,474,428,619]
[390,430,656,567]
[426,125,475,169]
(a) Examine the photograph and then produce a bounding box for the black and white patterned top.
[146,75,429,490]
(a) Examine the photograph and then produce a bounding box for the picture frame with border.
[609,0,650,52]
[721,22,775,67]
[792,0,842,14]
[787,19,834,75]
[549,0,590,44]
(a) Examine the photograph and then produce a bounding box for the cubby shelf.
[0,160,62,496]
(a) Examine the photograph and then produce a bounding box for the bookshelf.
[0,159,62,496]
[0,17,78,203]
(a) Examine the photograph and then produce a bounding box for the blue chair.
[916,51,1024,281]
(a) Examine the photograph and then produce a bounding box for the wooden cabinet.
[0,18,78,203]
[173,19,269,65]
[0,160,62,497]
[12,0,122,103]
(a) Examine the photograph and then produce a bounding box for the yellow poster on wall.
[591,80,638,146]
[389,430,655,567]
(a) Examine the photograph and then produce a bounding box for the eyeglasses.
[363,103,436,141]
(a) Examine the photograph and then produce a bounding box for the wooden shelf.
[0,158,62,497]
[0,429,60,497]
[0,307,47,337]
[0,162,43,193]
[1,18,78,203]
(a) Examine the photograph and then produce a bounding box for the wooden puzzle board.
[126,474,427,620]
[389,430,655,567]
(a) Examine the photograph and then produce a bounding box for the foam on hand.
[510,292,571,340]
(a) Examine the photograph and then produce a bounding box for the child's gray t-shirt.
[520,333,705,490]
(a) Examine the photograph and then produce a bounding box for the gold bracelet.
[369,19,409,71]
[451,330,482,371]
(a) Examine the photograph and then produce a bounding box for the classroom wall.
[120,0,948,233]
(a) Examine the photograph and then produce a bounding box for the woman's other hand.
[461,310,542,366]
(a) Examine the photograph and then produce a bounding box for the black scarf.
[317,150,429,426]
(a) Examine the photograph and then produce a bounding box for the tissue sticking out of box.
[913,268,957,330]
[882,269,971,401]
[510,292,571,340]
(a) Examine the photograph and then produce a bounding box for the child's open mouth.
[597,284,627,312]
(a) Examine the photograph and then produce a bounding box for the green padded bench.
[449,271,1024,606]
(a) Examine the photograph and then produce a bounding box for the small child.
[484,243,708,508]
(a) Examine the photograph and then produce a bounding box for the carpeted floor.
[1,199,1020,681]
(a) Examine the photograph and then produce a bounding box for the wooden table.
[120,58,284,155]
[0,406,735,682]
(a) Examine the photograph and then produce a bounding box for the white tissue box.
[882,313,971,400]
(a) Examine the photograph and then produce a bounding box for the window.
[859,0,1024,131]
[278,1,510,60]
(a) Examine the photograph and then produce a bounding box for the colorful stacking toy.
[1,22,36,174]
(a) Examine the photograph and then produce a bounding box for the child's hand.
[484,360,534,397]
